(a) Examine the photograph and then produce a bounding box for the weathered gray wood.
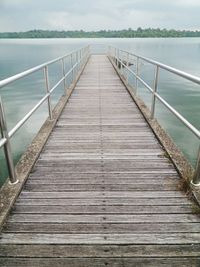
[23,183,181,191]
[12,205,198,214]
[0,257,200,267]
[1,233,200,244]
[8,214,200,223]
[29,172,179,179]
[1,54,200,264]
[16,197,193,206]
[4,222,200,233]
[26,177,180,185]
[1,244,200,257]
[18,191,186,198]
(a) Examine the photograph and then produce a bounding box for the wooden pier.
[0,55,200,266]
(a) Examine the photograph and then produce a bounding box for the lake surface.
[0,38,200,185]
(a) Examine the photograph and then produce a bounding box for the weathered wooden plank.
[18,191,186,199]
[1,244,200,257]
[44,144,160,150]
[12,205,198,214]
[16,197,192,206]
[29,172,179,179]
[1,233,200,244]
[4,222,200,234]
[0,257,200,267]
[36,159,170,166]
[23,183,180,191]
[30,169,178,175]
[8,214,200,223]
[36,154,170,161]
[26,177,180,185]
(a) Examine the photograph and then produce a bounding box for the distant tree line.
[1,28,200,38]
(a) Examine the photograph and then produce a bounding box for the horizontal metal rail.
[108,46,200,185]
[0,45,90,184]
[0,47,87,89]
[112,47,200,86]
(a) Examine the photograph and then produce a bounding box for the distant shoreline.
[1,28,200,38]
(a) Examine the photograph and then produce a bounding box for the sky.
[0,0,199,32]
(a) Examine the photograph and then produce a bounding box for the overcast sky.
[0,0,199,32]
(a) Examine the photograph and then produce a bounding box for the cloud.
[0,0,199,32]
[176,0,200,7]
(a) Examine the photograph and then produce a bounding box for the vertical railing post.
[110,46,112,61]
[87,45,90,60]
[122,52,125,76]
[150,65,159,119]
[86,46,89,61]
[80,49,82,68]
[83,48,85,65]
[76,51,78,77]
[78,50,81,71]
[0,97,18,184]
[85,46,88,62]
[70,54,74,83]
[82,48,84,64]
[126,52,129,84]
[61,58,66,96]
[116,48,118,67]
[108,46,111,57]
[114,48,117,67]
[44,66,53,120]
[192,146,200,185]
[135,56,139,94]
[117,49,120,69]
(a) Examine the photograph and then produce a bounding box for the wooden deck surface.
[0,55,200,266]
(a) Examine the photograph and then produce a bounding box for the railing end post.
[191,147,200,186]
[0,96,18,185]
[9,179,19,185]
[190,178,200,207]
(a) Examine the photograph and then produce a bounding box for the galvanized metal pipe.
[192,147,200,185]
[61,59,67,95]
[9,94,49,138]
[155,92,200,139]
[135,57,139,94]
[0,47,87,89]
[126,52,129,83]
[0,97,18,184]
[44,66,53,120]
[76,51,78,78]
[0,137,6,148]
[112,46,200,86]
[151,66,159,119]
[70,54,74,82]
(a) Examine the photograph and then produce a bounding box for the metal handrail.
[0,45,90,184]
[0,47,87,89]
[111,47,200,86]
[108,46,200,185]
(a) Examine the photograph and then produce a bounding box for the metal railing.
[0,46,90,185]
[108,46,200,186]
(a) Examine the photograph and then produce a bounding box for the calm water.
[0,38,200,185]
